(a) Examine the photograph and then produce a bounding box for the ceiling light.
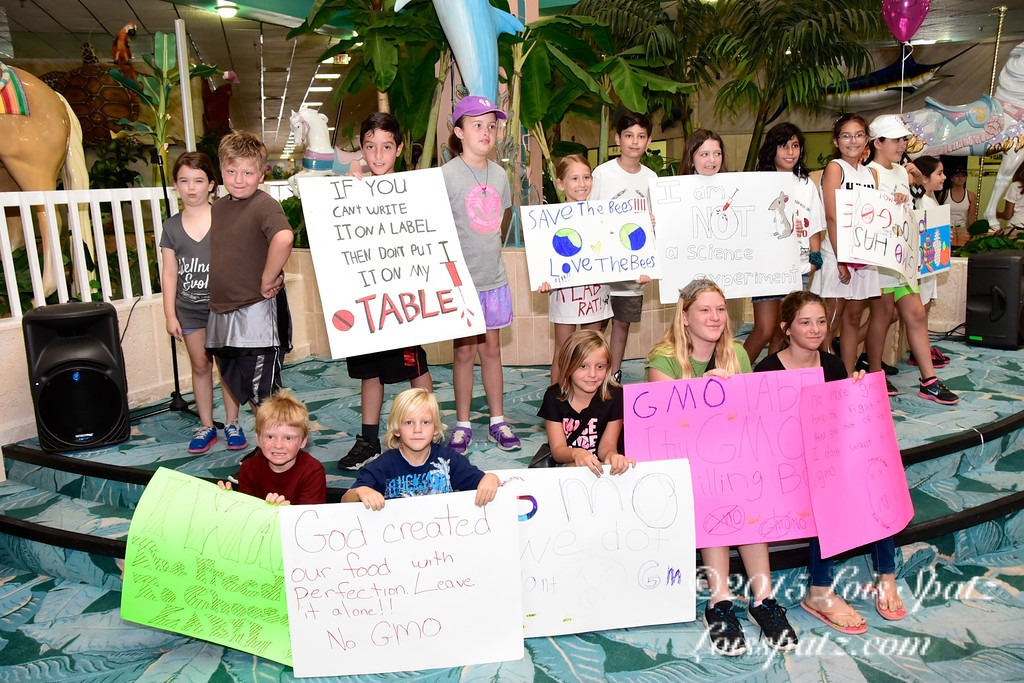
[314,73,341,80]
[216,1,238,18]
[307,86,333,92]
[303,101,323,107]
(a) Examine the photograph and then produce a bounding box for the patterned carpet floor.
[1,337,1023,681]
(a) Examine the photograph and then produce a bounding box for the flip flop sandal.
[865,584,907,621]
[801,599,868,635]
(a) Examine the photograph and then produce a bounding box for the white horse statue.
[287,107,363,196]
[902,41,1024,228]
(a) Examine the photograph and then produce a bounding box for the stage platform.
[1,337,1023,681]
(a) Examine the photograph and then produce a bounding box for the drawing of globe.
[552,228,583,257]
[619,223,647,250]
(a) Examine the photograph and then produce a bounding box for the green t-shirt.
[646,340,751,379]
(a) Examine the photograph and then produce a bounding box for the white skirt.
[919,274,938,305]
[549,285,613,324]
[810,243,880,300]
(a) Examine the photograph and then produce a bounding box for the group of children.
[163,99,982,658]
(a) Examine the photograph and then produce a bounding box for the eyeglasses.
[838,132,867,141]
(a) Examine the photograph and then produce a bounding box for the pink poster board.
[800,371,914,558]
[624,369,823,548]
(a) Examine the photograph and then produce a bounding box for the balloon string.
[899,42,913,114]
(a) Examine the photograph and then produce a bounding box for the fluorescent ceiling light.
[303,101,323,107]
[314,73,341,80]
[307,86,333,92]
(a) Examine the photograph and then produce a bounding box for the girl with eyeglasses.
[810,113,882,373]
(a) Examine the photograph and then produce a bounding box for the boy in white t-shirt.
[589,112,655,381]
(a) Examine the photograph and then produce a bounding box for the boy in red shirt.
[220,389,326,505]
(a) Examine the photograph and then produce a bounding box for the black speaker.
[22,302,130,451]
[966,250,1024,350]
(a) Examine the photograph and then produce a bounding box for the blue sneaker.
[225,423,249,450]
[188,425,218,454]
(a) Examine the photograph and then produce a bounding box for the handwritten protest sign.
[918,203,951,277]
[121,468,291,665]
[520,199,660,290]
[624,369,823,547]
[278,491,522,678]
[297,170,484,358]
[835,187,920,284]
[649,172,802,301]
[800,372,913,558]
[494,462,696,637]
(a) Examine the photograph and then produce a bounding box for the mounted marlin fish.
[823,45,977,112]
[396,0,524,103]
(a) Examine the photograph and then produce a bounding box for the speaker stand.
[130,150,223,430]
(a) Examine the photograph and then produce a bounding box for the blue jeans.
[808,536,896,587]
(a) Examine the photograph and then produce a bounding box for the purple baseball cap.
[452,96,507,124]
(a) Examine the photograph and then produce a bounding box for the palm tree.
[701,0,885,169]
[570,0,718,138]
[288,0,449,168]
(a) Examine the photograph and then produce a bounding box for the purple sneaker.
[488,421,521,451]
[447,426,473,455]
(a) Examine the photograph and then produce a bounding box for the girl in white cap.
[868,115,959,405]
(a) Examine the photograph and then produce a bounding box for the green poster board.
[120,468,292,665]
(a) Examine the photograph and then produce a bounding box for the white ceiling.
[1,0,1023,161]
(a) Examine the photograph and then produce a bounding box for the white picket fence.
[0,187,177,319]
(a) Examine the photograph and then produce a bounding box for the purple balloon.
[882,0,931,44]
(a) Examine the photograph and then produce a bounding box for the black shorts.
[347,346,429,384]
[217,348,286,406]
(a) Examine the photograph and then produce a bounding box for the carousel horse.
[902,41,1024,227]
[287,107,363,196]
[0,64,91,296]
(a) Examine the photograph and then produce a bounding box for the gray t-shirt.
[442,157,511,291]
[159,212,211,329]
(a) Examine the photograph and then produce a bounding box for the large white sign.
[495,461,696,637]
[520,199,660,290]
[836,187,920,284]
[649,172,803,301]
[278,491,522,678]
[297,170,485,358]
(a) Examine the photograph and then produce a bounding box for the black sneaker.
[702,600,747,656]
[338,435,381,470]
[857,353,898,376]
[747,598,798,652]
[919,377,959,405]
[612,370,622,384]
[886,378,898,396]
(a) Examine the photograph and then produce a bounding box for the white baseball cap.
[869,114,912,139]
